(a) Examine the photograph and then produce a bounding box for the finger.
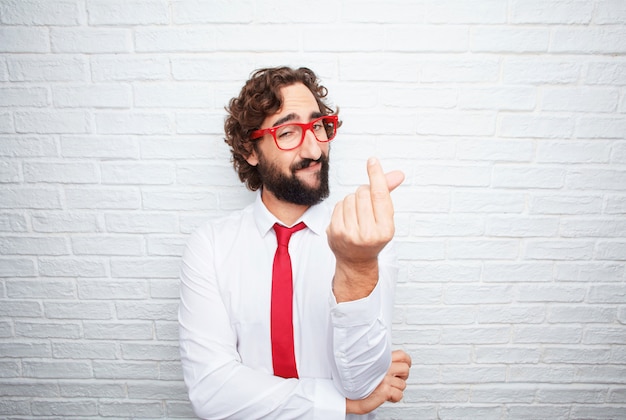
[389,362,410,380]
[342,193,358,232]
[366,157,393,223]
[328,199,345,238]
[355,185,375,233]
[386,170,405,193]
[391,350,412,366]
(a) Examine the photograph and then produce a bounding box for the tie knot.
[273,222,306,247]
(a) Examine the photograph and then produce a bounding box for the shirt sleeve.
[329,241,398,400]
[178,226,347,420]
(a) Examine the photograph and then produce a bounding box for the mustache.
[290,154,327,172]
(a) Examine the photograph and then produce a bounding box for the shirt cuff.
[329,280,382,328]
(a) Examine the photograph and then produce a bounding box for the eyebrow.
[272,111,323,127]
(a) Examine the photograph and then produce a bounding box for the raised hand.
[327,157,404,302]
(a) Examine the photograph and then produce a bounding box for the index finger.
[367,157,393,222]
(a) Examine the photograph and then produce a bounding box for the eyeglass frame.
[249,115,339,151]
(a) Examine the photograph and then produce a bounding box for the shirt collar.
[253,190,330,238]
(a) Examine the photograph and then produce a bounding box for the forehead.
[271,83,320,119]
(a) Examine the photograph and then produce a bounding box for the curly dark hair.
[224,66,340,191]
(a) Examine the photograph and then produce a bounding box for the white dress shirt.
[179,192,398,419]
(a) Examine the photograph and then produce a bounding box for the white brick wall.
[0,0,625,418]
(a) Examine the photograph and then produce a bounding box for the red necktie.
[271,222,306,379]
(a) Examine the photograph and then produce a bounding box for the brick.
[6,279,76,299]
[0,361,20,378]
[560,217,626,238]
[536,386,606,403]
[15,110,90,134]
[471,27,549,53]
[453,190,526,213]
[7,56,88,82]
[492,166,565,189]
[421,58,500,83]
[32,400,97,416]
[576,116,626,139]
[447,239,520,260]
[386,25,468,52]
[155,321,178,340]
[511,0,594,23]
[121,343,180,361]
[91,56,170,82]
[51,28,131,53]
[96,112,171,135]
[410,346,472,365]
[65,187,141,210]
[0,87,49,107]
[445,284,515,304]
[139,136,214,159]
[456,139,534,162]
[605,195,626,214]
[0,258,36,277]
[567,169,626,190]
[78,278,148,300]
[382,87,457,109]
[53,84,132,108]
[459,87,536,111]
[0,213,27,232]
[150,279,180,299]
[343,1,424,23]
[396,240,445,261]
[411,215,484,237]
[0,135,56,157]
[0,160,20,182]
[518,285,586,303]
[417,111,496,136]
[60,381,126,398]
[584,326,626,344]
[0,111,13,133]
[588,284,626,303]
[478,306,545,323]
[586,61,626,85]
[23,361,92,379]
[500,114,574,139]
[555,262,625,282]
[413,164,491,187]
[536,140,611,163]
[83,321,153,340]
[110,257,180,279]
[105,212,177,233]
[141,189,218,211]
[0,236,69,256]
[175,112,226,134]
[506,405,572,418]
[39,257,108,277]
[483,262,554,283]
[31,211,100,233]
[23,161,98,183]
[409,262,481,283]
[93,361,158,379]
[15,321,80,339]
[99,401,163,417]
[406,306,476,325]
[542,87,619,113]
[513,326,582,344]
[53,341,117,359]
[45,301,112,320]
[135,28,215,52]
[427,0,507,23]
[116,301,178,321]
[570,406,626,419]
[72,235,144,256]
[503,57,581,84]
[441,366,507,384]
[173,0,254,23]
[166,400,197,417]
[530,193,603,215]
[147,235,187,256]
[474,346,541,364]
[0,26,50,53]
[0,380,58,397]
[127,381,189,400]
[0,399,30,415]
[177,164,241,187]
[61,135,139,158]
[303,25,384,52]
[101,162,175,185]
[87,0,169,25]
[548,306,616,323]
[486,216,559,237]
[134,83,212,108]
[441,326,511,344]
[552,27,626,54]
[171,57,255,81]
[525,240,595,260]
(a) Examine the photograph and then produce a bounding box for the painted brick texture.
[1,0,625,419]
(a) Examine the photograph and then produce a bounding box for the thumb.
[386,170,405,193]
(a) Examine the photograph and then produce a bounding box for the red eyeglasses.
[250,115,339,151]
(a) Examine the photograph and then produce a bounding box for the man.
[179,66,411,419]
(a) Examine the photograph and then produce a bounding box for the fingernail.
[368,157,378,166]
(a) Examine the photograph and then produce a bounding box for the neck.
[261,188,309,226]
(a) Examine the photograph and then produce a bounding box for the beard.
[255,149,330,206]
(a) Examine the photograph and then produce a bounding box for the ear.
[245,149,259,167]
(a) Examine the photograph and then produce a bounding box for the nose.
[299,128,323,160]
